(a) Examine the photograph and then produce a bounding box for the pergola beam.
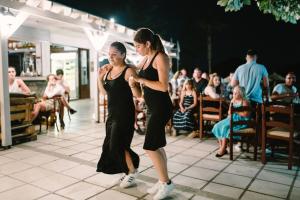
[0,0,98,30]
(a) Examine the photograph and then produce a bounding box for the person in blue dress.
[212,86,250,157]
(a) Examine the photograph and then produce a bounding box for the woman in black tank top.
[129,28,174,199]
[97,42,140,189]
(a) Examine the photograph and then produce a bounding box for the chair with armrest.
[229,103,259,160]
[199,94,227,139]
[38,95,64,132]
[261,102,294,169]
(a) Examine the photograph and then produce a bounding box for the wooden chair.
[261,102,294,169]
[38,95,64,132]
[199,94,226,139]
[229,103,259,160]
[65,92,71,121]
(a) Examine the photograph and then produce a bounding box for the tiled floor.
[0,99,299,200]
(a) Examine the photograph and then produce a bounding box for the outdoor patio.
[0,99,299,200]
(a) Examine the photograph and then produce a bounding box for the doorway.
[50,45,90,99]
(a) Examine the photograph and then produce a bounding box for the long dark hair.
[110,41,127,61]
[134,28,165,53]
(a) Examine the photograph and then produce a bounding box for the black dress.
[97,66,139,174]
[139,53,173,150]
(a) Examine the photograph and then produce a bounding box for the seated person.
[192,67,208,95]
[204,73,222,99]
[271,72,300,134]
[8,66,31,95]
[31,74,76,127]
[271,72,299,104]
[223,72,234,100]
[212,86,250,157]
[173,79,197,134]
[56,69,70,94]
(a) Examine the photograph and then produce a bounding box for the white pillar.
[83,28,110,123]
[35,41,42,75]
[41,41,51,76]
[0,27,12,146]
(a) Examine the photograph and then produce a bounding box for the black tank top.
[138,52,172,112]
[104,66,134,118]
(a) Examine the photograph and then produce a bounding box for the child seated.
[212,86,250,157]
[172,79,197,135]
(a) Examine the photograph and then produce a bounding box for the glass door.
[51,46,79,99]
[79,49,90,99]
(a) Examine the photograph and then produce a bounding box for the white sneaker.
[153,181,174,200]
[147,181,160,194]
[119,171,138,188]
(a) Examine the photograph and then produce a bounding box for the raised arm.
[97,65,112,96]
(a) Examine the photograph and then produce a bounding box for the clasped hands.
[129,75,145,88]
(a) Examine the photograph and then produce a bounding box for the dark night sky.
[53,0,300,77]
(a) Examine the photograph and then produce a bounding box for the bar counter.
[19,76,47,98]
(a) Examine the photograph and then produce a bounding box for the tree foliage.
[217,0,300,24]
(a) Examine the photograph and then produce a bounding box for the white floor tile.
[40,159,79,172]
[62,165,97,180]
[203,182,243,199]
[0,161,33,175]
[56,182,105,200]
[31,173,78,192]
[10,167,56,183]
[249,179,290,198]
[85,173,123,188]
[0,176,24,193]
[0,184,48,200]
[89,190,137,200]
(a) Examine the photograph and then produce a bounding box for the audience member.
[192,68,208,95]
[271,72,299,104]
[212,86,250,157]
[231,49,269,105]
[204,73,221,98]
[8,66,31,95]
[172,79,197,135]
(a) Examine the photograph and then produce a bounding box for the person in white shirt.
[177,68,188,89]
[56,69,70,94]
[8,66,31,95]
[204,73,222,99]
[31,74,76,126]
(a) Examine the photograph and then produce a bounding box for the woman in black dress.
[97,42,140,188]
[129,28,174,200]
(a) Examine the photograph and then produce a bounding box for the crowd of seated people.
[7,67,77,129]
[164,68,298,136]
[164,49,299,164]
